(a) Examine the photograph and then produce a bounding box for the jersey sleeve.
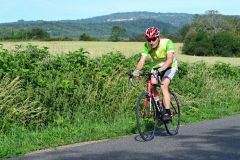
[166,40,175,53]
[142,42,150,56]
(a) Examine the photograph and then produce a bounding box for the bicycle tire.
[164,91,180,136]
[136,91,158,141]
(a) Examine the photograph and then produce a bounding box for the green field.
[1,41,240,66]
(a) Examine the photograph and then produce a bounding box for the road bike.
[129,71,180,141]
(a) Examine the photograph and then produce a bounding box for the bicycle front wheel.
[164,91,180,136]
[136,91,157,141]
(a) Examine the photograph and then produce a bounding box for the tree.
[29,28,50,40]
[212,32,240,57]
[191,10,235,34]
[79,33,96,41]
[181,10,240,57]
[109,26,126,42]
[175,24,191,42]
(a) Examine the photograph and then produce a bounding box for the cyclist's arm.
[136,54,147,71]
[136,42,150,71]
[159,52,174,72]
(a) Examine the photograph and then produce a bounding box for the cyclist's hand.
[151,69,162,76]
[132,69,141,77]
[151,69,158,75]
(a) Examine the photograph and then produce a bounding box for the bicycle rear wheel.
[136,91,158,141]
[164,91,180,136]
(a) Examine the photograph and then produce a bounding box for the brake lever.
[128,72,136,87]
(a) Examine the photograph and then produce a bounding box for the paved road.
[9,115,240,160]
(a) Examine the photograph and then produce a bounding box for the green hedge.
[0,44,240,134]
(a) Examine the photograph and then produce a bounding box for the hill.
[0,11,193,40]
[79,11,193,27]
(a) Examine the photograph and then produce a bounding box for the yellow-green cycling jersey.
[142,38,178,69]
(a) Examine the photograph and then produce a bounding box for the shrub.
[183,31,240,57]
[183,31,213,56]
[212,32,234,56]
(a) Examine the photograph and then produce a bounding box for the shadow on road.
[134,128,168,142]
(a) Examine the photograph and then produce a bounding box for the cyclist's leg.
[161,78,171,109]
[161,68,177,114]
[151,70,159,97]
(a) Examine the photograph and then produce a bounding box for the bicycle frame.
[128,72,163,118]
[142,79,153,118]
[143,73,162,118]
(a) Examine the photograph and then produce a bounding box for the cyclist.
[132,26,178,122]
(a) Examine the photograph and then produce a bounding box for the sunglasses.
[147,37,158,42]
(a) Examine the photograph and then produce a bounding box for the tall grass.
[172,62,240,123]
[0,76,46,133]
[0,44,239,158]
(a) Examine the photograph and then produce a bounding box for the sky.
[0,0,239,23]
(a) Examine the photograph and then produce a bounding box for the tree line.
[0,26,128,41]
[0,28,50,41]
[177,10,240,57]
[0,27,76,41]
